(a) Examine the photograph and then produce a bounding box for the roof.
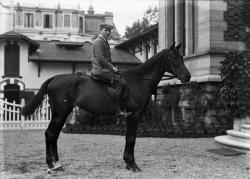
[115,23,158,51]
[0,31,40,53]
[29,40,141,64]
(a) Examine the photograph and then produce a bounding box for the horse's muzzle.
[180,73,191,83]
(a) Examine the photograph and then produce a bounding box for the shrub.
[219,51,250,119]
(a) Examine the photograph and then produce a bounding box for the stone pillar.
[175,0,184,53]
[159,0,174,50]
[185,0,194,55]
[166,0,175,48]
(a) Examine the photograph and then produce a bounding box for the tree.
[124,5,158,39]
[144,5,158,25]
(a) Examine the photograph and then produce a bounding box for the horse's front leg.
[123,115,141,172]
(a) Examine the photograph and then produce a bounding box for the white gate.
[0,97,51,130]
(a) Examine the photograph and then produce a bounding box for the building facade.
[157,0,248,135]
[159,0,246,84]
[0,2,120,42]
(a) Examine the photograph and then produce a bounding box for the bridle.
[117,51,180,82]
[117,63,178,82]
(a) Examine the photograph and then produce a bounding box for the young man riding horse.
[91,23,131,117]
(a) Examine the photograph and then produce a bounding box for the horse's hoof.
[126,165,142,172]
[46,164,63,174]
[53,162,63,170]
[47,168,54,174]
[132,166,142,172]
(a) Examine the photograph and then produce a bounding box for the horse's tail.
[21,77,54,116]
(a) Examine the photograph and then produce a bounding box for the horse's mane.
[125,48,168,75]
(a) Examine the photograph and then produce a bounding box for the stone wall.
[156,81,233,137]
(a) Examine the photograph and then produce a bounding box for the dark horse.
[21,43,191,173]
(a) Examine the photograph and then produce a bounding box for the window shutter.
[64,15,70,27]
[49,15,53,28]
[58,13,63,27]
[4,43,20,77]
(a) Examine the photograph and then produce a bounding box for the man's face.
[100,27,112,39]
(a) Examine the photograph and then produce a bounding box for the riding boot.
[114,86,132,117]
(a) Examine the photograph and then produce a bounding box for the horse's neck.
[130,58,165,94]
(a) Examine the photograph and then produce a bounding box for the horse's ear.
[175,43,182,50]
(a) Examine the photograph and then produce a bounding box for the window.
[44,14,53,28]
[24,13,34,27]
[64,15,70,27]
[79,16,83,33]
[4,42,20,77]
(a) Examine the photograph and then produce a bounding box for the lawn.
[0,130,249,179]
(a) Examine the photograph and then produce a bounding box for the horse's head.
[163,43,191,83]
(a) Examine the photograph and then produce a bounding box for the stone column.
[185,0,194,55]
[175,0,184,53]
[159,0,174,50]
[166,0,175,48]
[158,0,166,50]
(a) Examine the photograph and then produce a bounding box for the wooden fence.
[0,97,51,130]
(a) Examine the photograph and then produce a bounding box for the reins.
[116,71,177,81]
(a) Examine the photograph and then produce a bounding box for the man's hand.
[112,66,118,72]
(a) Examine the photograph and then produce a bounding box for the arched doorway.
[4,84,20,103]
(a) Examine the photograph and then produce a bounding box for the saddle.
[90,73,124,101]
[76,71,131,116]
[90,73,122,87]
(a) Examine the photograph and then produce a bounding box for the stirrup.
[116,111,132,117]
[116,106,132,117]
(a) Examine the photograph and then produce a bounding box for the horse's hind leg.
[45,97,72,170]
[45,112,70,171]
[123,115,141,172]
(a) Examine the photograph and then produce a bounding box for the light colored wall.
[196,0,211,52]
[0,3,13,34]
[0,43,4,78]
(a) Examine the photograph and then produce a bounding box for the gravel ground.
[0,130,249,179]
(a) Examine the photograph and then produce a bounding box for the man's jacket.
[91,35,115,75]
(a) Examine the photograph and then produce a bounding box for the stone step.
[214,135,250,150]
[240,125,250,133]
[226,130,250,143]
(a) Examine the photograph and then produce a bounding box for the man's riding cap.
[100,23,113,30]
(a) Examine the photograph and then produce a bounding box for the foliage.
[242,1,250,50]
[219,51,250,118]
[143,6,158,25]
[124,19,149,39]
[242,1,250,27]
[124,5,158,39]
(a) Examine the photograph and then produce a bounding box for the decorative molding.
[0,78,25,90]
